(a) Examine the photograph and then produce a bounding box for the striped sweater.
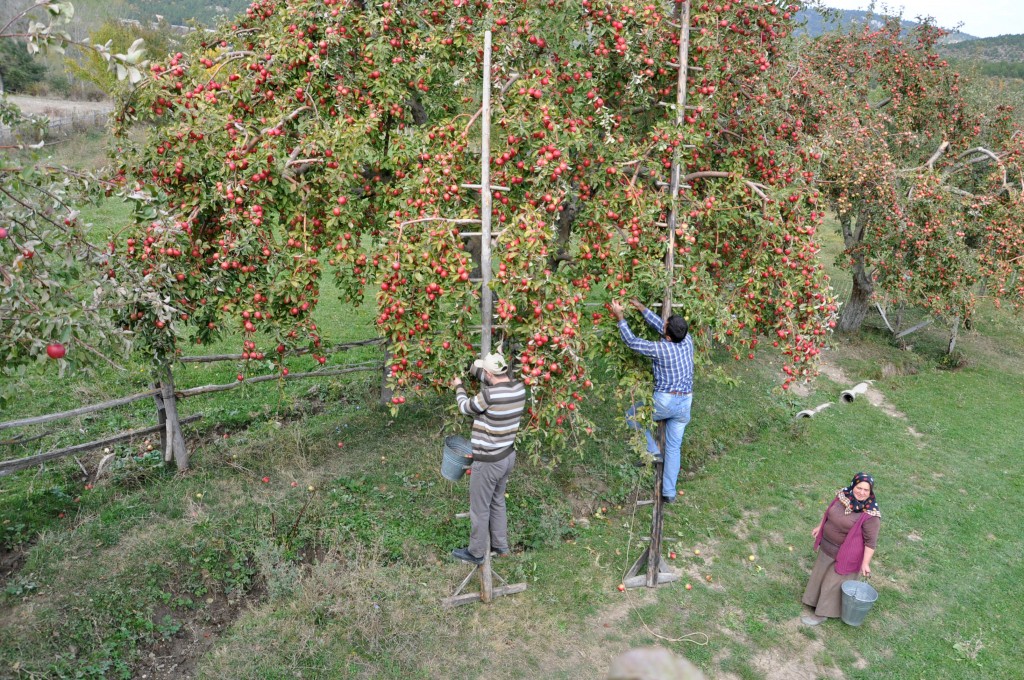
[455,378,526,462]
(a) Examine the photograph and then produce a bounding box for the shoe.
[801,614,827,626]
[491,547,511,558]
[661,495,675,504]
[451,547,484,565]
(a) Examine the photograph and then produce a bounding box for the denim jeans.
[626,393,692,498]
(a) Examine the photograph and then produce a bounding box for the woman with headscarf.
[801,472,881,626]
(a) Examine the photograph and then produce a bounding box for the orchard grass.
[2,290,1023,678]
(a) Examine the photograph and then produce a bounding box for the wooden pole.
[161,364,189,471]
[647,422,667,587]
[478,30,496,605]
[153,382,170,464]
[479,29,494,358]
[663,0,692,321]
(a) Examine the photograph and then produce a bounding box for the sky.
[822,0,1024,38]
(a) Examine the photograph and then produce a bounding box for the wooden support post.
[161,364,189,471]
[153,382,169,465]
[624,421,679,589]
[380,343,394,406]
[442,514,526,608]
[441,29,528,610]
[479,29,494,357]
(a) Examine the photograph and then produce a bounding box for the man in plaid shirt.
[609,299,693,504]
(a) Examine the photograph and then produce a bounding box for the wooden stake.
[479,29,494,357]
[153,382,170,464]
[161,364,189,471]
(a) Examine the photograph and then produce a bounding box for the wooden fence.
[0,338,385,477]
[0,109,112,146]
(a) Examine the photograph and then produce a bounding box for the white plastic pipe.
[840,382,872,403]
[794,402,833,419]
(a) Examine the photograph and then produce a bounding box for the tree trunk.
[948,316,960,355]
[838,265,873,333]
[837,209,873,333]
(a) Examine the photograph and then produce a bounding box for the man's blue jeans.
[626,392,692,498]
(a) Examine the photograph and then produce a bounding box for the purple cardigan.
[814,498,871,575]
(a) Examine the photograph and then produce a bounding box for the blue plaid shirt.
[618,307,694,394]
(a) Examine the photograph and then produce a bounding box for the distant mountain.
[940,34,1024,80]
[796,7,977,43]
[121,0,251,27]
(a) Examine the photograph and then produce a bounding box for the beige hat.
[473,352,508,375]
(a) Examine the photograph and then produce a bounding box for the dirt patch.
[3,95,113,120]
[731,510,759,541]
[0,544,29,592]
[750,620,845,680]
[133,583,265,679]
[816,356,925,443]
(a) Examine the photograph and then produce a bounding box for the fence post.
[160,364,189,471]
[152,382,169,465]
[380,343,393,406]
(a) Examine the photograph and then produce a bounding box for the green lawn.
[2,137,1023,678]
[3,291,1022,678]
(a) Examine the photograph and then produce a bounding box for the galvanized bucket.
[841,579,878,626]
[441,435,473,481]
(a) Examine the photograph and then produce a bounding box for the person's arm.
[456,382,490,416]
[861,547,875,577]
[612,300,662,357]
[860,515,880,577]
[640,307,665,335]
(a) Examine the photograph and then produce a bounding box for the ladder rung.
[458,230,505,237]
[657,101,675,108]
[636,500,654,506]
[462,183,512,192]
[689,66,704,72]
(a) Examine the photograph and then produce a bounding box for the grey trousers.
[468,452,516,558]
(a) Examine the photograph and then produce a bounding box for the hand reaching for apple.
[608,300,625,321]
[451,376,462,389]
[629,299,645,312]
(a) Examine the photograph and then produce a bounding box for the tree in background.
[1,1,146,408]
[0,37,47,94]
[64,17,175,95]
[802,16,1024,345]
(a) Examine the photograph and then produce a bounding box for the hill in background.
[941,34,1024,79]
[796,6,976,42]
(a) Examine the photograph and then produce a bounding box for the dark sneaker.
[661,495,675,504]
[491,547,511,558]
[451,547,484,565]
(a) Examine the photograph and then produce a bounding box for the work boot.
[451,547,484,565]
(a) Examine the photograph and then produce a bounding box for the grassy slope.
[3,297,1022,678]
[3,140,1024,678]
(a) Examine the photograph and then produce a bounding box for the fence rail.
[0,109,111,146]
[0,344,386,476]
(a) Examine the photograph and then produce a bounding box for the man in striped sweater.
[450,351,526,565]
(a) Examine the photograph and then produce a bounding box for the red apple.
[46,343,66,360]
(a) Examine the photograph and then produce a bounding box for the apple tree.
[801,16,1024,342]
[112,0,836,457]
[0,1,146,408]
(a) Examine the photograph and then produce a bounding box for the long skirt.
[802,551,858,618]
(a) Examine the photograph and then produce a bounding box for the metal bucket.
[841,579,878,626]
[441,435,473,481]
